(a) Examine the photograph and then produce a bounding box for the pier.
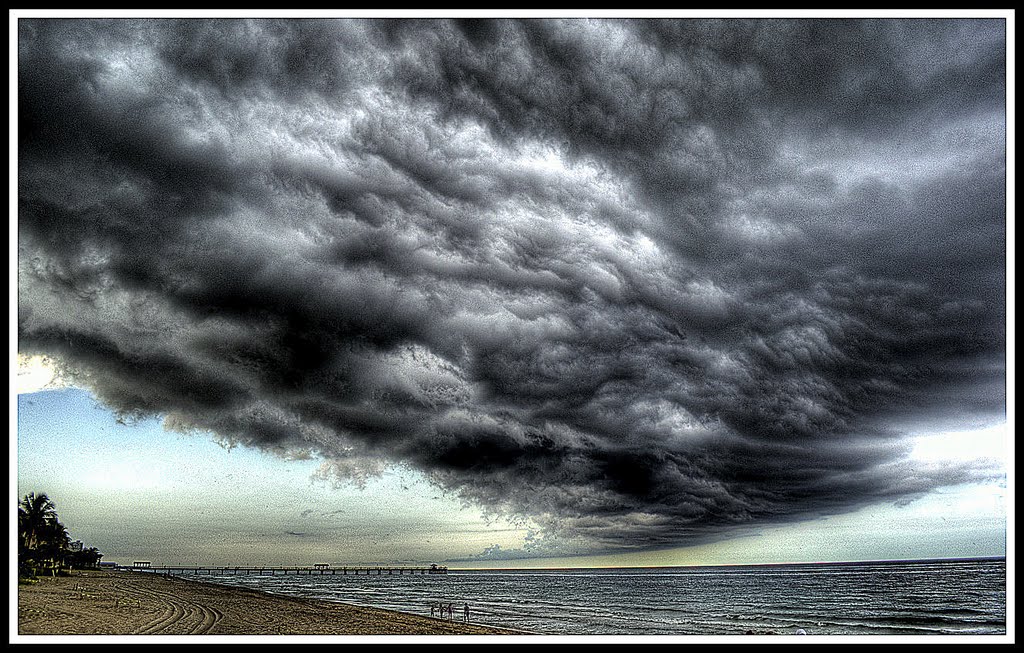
[120,563,448,576]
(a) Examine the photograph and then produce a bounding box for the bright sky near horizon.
[13,13,1012,571]
[14,362,1008,567]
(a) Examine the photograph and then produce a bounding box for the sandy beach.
[17,570,524,636]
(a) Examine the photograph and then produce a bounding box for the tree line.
[18,492,104,577]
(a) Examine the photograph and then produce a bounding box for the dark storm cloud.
[18,17,1006,555]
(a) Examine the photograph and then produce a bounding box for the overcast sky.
[15,15,1009,566]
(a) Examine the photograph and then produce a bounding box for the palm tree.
[74,546,103,569]
[37,520,71,573]
[18,492,102,576]
[18,492,58,552]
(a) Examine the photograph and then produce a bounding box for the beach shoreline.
[16,569,528,636]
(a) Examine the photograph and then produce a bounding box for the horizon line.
[104,554,1006,571]
[444,554,1007,571]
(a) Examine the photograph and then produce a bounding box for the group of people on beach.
[430,601,470,622]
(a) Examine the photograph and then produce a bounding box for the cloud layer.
[18,18,1006,555]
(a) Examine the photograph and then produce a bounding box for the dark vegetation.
[18,492,103,578]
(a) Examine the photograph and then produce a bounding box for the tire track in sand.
[115,576,223,634]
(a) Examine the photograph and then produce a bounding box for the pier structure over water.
[120,563,448,576]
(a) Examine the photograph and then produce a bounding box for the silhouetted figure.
[463,603,470,622]
[430,603,436,617]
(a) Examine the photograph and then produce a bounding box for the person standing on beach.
[430,603,436,618]
[463,603,470,623]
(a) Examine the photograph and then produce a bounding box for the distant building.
[133,561,152,568]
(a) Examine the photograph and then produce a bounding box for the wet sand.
[17,570,524,636]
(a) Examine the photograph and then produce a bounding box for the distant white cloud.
[910,424,1007,467]
[15,354,66,394]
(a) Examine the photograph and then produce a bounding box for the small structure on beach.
[132,561,151,568]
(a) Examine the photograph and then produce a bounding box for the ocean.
[177,557,1005,636]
